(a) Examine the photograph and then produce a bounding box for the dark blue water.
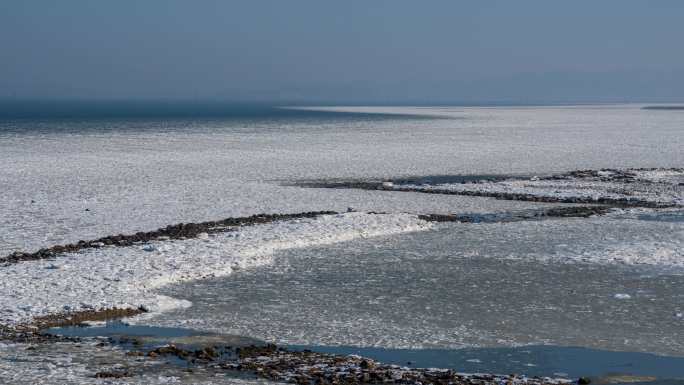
[47,322,201,338]
[291,345,684,380]
[0,102,445,139]
[0,101,438,124]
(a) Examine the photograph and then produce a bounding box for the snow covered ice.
[1,105,682,254]
[1,105,683,383]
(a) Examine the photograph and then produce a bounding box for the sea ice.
[0,213,431,326]
[2,105,683,254]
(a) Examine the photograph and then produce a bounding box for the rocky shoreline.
[36,323,577,385]
[3,308,579,385]
[108,340,575,385]
[224,344,573,385]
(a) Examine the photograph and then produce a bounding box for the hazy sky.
[2,0,683,103]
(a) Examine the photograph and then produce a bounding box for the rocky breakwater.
[1,211,338,265]
[231,345,573,385]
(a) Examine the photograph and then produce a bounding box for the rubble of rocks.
[1,307,146,343]
[109,342,573,385]
[226,345,572,385]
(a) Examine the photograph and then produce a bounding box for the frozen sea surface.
[0,212,431,326]
[1,105,683,254]
[152,211,684,356]
[1,105,683,383]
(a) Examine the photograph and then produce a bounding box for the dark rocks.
[109,340,570,385]
[578,377,591,385]
[2,326,571,385]
[418,213,484,223]
[93,370,131,379]
[196,346,219,360]
[29,307,147,331]
[547,168,684,183]
[219,345,571,385]
[406,188,675,209]
[0,323,76,344]
[539,206,611,218]
[359,359,373,369]
[149,345,190,359]
[143,344,230,362]
[418,206,611,224]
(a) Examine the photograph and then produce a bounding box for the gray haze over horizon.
[2,0,684,104]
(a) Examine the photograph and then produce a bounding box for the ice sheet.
[1,105,683,382]
[2,105,682,254]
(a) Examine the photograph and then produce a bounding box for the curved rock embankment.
[1,211,338,265]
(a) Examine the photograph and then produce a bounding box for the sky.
[1,0,684,104]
